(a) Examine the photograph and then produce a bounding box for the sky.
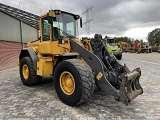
[1,0,160,41]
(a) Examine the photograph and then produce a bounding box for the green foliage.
[114,37,132,43]
[147,28,160,45]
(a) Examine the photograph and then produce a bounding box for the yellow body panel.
[40,10,56,18]
[37,57,53,76]
[27,40,40,52]
[38,39,71,55]
[48,10,56,17]
[39,41,53,54]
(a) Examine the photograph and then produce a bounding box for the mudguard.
[19,48,38,70]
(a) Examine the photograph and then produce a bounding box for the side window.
[43,19,50,40]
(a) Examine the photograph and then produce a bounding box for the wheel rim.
[22,64,29,80]
[60,71,75,95]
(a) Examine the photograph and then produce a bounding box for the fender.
[19,48,38,70]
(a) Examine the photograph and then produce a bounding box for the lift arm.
[70,34,143,105]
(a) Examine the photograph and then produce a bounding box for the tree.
[147,28,160,45]
[115,36,132,43]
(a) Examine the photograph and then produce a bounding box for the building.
[0,3,39,70]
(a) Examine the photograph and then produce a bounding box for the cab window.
[42,18,50,40]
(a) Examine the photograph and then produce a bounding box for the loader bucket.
[118,67,143,105]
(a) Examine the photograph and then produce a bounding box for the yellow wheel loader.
[18,10,143,106]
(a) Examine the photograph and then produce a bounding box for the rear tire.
[54,59,95,106]
[116,54,122,60]
[20,57,42,86]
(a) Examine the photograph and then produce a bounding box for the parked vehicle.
[103,36,122,60]
[117,41,130,52]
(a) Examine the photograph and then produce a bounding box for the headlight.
[54,10,61,15]
[55,10,59,14]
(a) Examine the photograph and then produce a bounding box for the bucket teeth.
[118,68,143,105]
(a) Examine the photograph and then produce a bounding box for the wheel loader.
[18,10,143,106]
[117,41,130,52]
[102,36,122,60]
[137,40,152,53]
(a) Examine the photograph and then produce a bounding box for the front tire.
[20,57,42,86]
[54,59,95,106]
[116,54,122,60]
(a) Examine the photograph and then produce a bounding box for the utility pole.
[82,6,93,35]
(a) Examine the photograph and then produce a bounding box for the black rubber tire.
[20,57,42,86]
[54,59,95,106]
[116,55,122,60]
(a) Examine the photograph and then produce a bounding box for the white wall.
[0,11,38,43]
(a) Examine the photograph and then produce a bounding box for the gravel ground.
[0,52,160,120]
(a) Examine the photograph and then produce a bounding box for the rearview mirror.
[80,17,82,28]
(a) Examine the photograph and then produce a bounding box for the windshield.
[106,39,116,46]
[53,13,79,39]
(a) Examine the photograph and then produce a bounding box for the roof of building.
[0,3,39,30]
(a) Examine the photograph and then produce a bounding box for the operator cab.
[104,36,116,46]
[40,10,82,41]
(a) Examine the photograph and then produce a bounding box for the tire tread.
[20,57,41,86]
[65,59,95,105]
